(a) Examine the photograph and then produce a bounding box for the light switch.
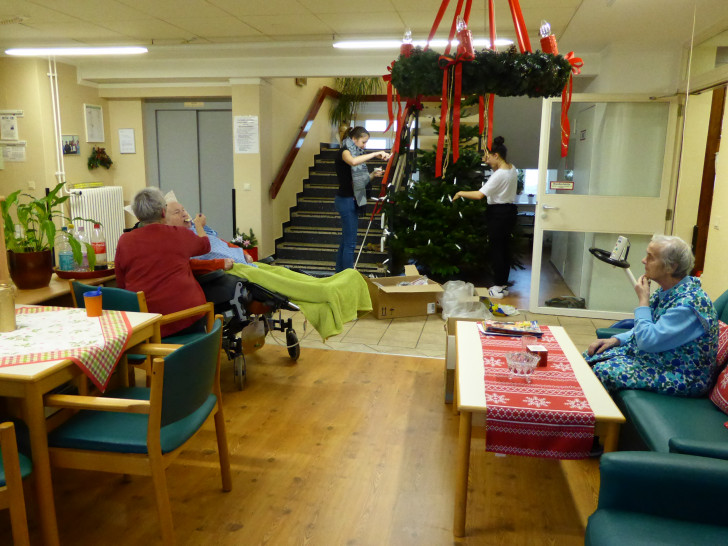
[714,215,721,230]
[243,183,251,191]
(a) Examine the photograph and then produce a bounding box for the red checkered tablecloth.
[480,326,595,459]
[0,306,132,392]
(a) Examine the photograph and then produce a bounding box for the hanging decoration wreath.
[390,47,572,100]
[382,0,583,178]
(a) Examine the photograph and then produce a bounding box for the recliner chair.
[585,451,728,545]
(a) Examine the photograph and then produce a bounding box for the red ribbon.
[507,0,532,53]
[560,52,584,157]
[383,61,399,132]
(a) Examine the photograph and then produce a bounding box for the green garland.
[390,47,572,99]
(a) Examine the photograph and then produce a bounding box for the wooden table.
[453,321,625,538]
[14,273,116,306]
[0,308,160,546]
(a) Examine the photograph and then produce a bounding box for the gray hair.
[131,187,166,223]
[651,235,694,278]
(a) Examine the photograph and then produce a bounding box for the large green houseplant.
[1,181,94,288]
[329,77,384,142]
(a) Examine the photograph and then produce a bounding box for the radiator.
[69,186,125,262]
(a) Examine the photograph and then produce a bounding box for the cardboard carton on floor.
[363,265,444,319]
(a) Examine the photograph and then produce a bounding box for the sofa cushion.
[616,389,728,459]
[717,321,728,368]
[709,365,728,416]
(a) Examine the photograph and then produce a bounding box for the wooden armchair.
[44,318,231,545]
[0,421,32,546]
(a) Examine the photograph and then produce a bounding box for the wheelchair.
[196,269,301,389]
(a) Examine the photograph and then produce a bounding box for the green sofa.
[585,451,728,546]
[597,289,728,459]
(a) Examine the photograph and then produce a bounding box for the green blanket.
[227,264,372,340]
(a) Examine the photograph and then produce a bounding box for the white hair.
[651,235,694,278]
[131,187,166,223]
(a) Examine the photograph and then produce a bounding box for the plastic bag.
[439,280,493,321]
[240,319,266,353]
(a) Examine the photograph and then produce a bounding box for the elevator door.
[145,101,234,239]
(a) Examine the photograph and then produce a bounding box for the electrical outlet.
[27,180,35,189]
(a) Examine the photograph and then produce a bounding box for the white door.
[530,94,679,319]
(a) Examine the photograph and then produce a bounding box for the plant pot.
[7,250,53,289]
[246,247,258,262]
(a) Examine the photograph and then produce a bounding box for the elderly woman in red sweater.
[115,187,210,337]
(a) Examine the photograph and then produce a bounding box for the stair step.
[283,226,383,245]
[271,258,386,277]
[275,242,387,265]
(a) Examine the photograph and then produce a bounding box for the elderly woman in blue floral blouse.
[584,235,718,397]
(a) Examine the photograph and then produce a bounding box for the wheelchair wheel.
[234,353,246,390]
[286,329,300,361]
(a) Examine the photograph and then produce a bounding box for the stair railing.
[269,86,340,199]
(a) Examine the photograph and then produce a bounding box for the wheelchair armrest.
[195,269,228,285]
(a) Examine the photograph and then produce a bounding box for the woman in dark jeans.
[454,136,518,298]
[334,126,391,272]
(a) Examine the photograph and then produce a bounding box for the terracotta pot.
[7,250,53,289]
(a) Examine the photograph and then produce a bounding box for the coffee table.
[453,321,625,537]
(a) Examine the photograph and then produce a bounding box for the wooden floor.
[2,345,600,545]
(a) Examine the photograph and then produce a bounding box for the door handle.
[542,205,559,210]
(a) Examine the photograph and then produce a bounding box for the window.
[364,119,388,132]
[366,138,388,149]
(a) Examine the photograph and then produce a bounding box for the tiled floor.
[266,306,617,359]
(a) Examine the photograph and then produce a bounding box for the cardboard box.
[444,316,484,403]
[363,265,444,320]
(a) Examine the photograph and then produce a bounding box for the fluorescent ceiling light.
[5,46,148,57]
[333,38,513,49]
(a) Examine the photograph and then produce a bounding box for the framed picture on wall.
[84,104,104,143]
[61,134,80,155]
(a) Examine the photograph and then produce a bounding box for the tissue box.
[526,344,548,367]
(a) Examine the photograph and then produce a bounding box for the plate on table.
[53,267,115,280]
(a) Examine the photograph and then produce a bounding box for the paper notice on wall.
[234,115,259,154]
[2,141,26,162]
[0,115,19,141]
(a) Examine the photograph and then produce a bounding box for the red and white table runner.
[480,326,595,459]
[0,306,132,392]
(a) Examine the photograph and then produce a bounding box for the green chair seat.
[0,451,32,486]
[586,509,728,546]
[48,387,217,454]
[616,390,728,459]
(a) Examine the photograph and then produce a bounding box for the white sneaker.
[488,286,508,299]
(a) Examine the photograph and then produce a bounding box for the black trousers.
[486,203,517,286]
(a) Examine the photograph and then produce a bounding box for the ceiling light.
[5,46,148,57]
[333,38,513,50]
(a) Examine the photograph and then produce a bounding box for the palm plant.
[329,77,384,139]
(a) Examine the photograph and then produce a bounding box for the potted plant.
[1,181,95,289]
[231,228,259,262]
[329,77,383,143]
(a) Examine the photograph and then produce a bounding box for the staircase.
[272,144,389,277]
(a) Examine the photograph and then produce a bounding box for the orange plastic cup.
[83,289,103,317]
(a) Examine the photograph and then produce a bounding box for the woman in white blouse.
[454,136,518,299]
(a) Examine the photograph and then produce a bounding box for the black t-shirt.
[335,147,354,198]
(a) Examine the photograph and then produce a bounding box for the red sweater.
[115,224,211,337]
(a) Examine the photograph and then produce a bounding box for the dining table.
[0,304,161,546]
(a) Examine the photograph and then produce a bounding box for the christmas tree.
[384,114,525,283]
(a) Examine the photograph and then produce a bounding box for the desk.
[0,309,160,546]
[453,321,625,537]
[14,273,115,306]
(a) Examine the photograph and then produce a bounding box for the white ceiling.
[1,0,728,83]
